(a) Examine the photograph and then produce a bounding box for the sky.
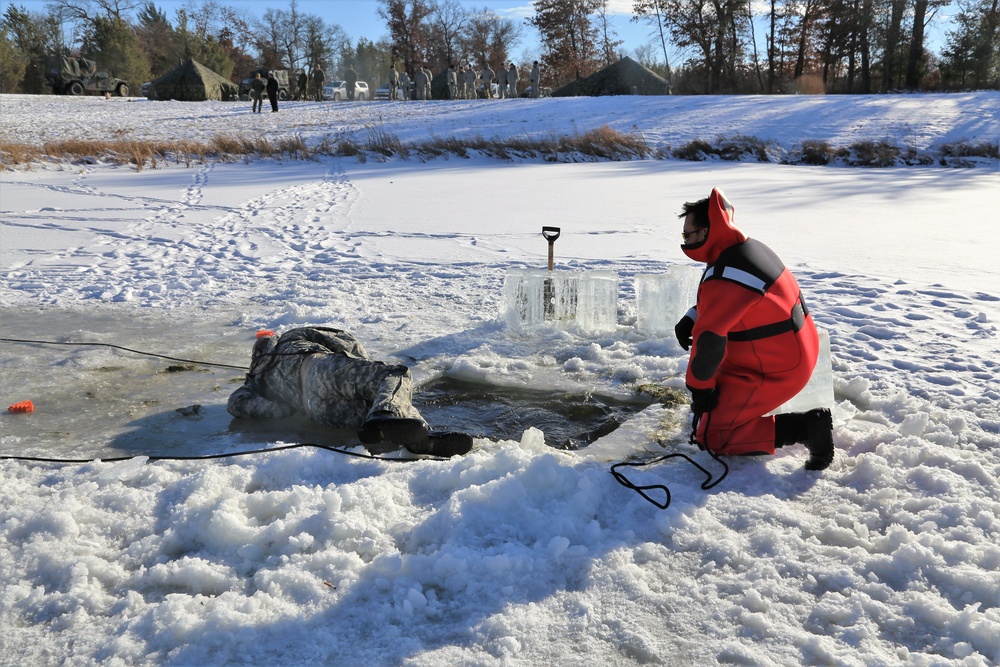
[0,92,998,665]
[4,0,957,67]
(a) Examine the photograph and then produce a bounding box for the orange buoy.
[8,400,34,413]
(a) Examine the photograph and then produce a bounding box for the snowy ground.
[0,93,998,666]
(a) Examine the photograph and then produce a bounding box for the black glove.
[674,315,694,351]
[688,386,719,415]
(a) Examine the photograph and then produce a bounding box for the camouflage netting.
[47,56,98,79]
[148,59,238,102]
[552,56,670,97]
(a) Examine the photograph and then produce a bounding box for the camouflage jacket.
[227,327,425,429]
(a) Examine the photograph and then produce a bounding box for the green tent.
[148,59,238,101]
[552,56,670,97]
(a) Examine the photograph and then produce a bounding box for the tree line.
[1,0,996,95]
[632,0,998,92]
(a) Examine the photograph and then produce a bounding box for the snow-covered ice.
[0,92,998,666]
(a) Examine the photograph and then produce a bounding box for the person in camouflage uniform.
[227,327,472,456]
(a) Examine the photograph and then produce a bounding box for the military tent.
[148,59,238,101]
[551,56,670,97]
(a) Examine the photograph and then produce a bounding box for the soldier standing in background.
[480,63,494,98]
[388,64,399,100]
[296,70,307,100]
[508,63,519,98]
[465,66,476,100]
[266,71,279,112]
[447,64,457,99]
[250,72,265,113]
[345,65,359,100]
[312,66,325,101]
[399,70,411,100]
[413,66,426,100]
[496,63,507,99]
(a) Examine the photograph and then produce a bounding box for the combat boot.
[405,431,474,457]
[357,414,429,447]
[803,408,834,471]
[774,412,808,449]
[775,409,834,470]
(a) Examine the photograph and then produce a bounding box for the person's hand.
[674,315,695,351]
[688,386,719,415]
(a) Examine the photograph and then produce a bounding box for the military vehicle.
[45,55,129,96]
[238,69,290,101]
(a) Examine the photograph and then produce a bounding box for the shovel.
[542,226,560,318]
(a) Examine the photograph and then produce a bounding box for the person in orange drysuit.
[674,188,834,470]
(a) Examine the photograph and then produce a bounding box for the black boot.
[803,408,834,471]
[357,415,429,447]
[774,413,808,448]
[405,431,474,457]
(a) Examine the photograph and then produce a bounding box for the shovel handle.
[542,226,560,271]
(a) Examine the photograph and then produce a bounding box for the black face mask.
[681,227,708,250]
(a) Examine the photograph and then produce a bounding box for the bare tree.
[593,0,622,65]
[462,7,520,70]
[427,0,467,67]
[50,0,139,24]
[377,0,434,71]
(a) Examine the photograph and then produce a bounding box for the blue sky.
[5,0,681,65]
[8,0,953,65]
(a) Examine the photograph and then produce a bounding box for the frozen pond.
[1,306,651,460]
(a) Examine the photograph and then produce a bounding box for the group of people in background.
[250,60,543,112]
[247,71,279,113]
[295,67,326,102]
[387,60,542,101]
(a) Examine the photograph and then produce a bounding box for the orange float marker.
[8,400,34,413]
[256,329,276,339]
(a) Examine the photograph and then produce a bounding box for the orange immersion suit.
[682,188,819,456]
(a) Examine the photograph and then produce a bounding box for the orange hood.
[681,188,748,264]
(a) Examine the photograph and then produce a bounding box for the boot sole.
[406,431,474,457]
[358,417,429,447]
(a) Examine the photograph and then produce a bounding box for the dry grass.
[413,125,650,161]
[796,140,834,165]
[0,134,317,171]
[2,128,996,172]
[846,139,900,167]
[671,139,714,161]
[940,139,999,159]
[672,135,777,162]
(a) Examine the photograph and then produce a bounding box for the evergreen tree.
[528,0,603,88]
[172,8,232,77]
[135,2,175,78]
[80,15,150,91]
[0,25,29,92]
[939,0,1000,88]
[1,5,63,93]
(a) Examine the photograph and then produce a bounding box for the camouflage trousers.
[227,327,425,430]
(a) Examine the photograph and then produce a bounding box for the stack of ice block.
[502,269,619,333]
[634,265,702,335]
[767,329,835,414]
